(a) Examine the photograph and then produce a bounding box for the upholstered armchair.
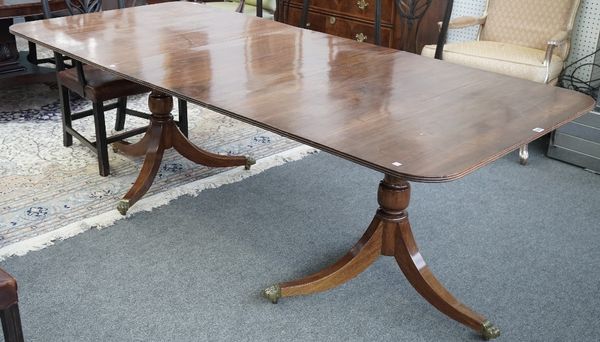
[203,0,276,19]
[421,0,581,165]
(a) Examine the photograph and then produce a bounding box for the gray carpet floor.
[1,140,599,342]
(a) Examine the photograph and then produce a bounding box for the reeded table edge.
[10,5,597,183]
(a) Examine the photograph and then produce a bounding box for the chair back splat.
[43,0,100,18]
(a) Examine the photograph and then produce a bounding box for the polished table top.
[10,2,595,182]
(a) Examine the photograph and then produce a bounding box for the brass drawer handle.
[355,33,367,42]
[356,0,368,10]
[329,16,336,24]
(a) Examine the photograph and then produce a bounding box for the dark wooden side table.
[0,0,66,88]
[0,0,170,88]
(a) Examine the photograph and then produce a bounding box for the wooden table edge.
[10,5,597,183]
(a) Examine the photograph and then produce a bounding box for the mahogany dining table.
[10,2,595,339]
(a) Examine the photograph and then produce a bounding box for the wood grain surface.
[10,2,596,182]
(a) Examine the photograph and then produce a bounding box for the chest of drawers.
[276,0,449,53]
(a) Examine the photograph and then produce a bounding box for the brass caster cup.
[481,320,501,340]
[117,199,130,216]
[262,284,281,304]
[245,157,256,170]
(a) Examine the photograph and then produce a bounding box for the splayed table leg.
[114,91,255,215]
[262,174,500,340]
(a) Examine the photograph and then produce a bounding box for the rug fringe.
[0,145,318,261]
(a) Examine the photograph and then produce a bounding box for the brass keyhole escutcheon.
[355,33,367,42]
[329,16,336,24]
[305,22,311,27]
[356,0,368,10]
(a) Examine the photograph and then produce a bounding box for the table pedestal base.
[262,174,500,340]
[115,91,254,215]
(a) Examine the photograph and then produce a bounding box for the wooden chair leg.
[178,98,188,137]
[115,97,127,131]
[0,303,24,342]
[58,84,73,147]
[26,41,37,64]
[92,101,110,177]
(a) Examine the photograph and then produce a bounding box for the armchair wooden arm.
[543,30,570,82]
[547,30,570,47]
[437,15,487,31]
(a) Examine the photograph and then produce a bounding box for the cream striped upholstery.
[421,41,563,83]
[481,0,577,60]
[421,0,580,84]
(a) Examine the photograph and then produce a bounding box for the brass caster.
[519,156,528,166]
[112,145,119,153]
[117,199,130,216]
[262,284,281,304]
[518,145,529,166]
[245,157,256,170]
[481,320,501,340]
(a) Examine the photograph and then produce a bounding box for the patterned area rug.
[0,82,314,259]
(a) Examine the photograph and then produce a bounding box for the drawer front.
[574,110,600,127]
[556,121,600,144]
[287,0,394,24]
[286,6,392,47]
[547,144,600,172]
[553,132,600,158]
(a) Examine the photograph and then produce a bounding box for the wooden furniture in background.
[0,268,24,342]
[11,3,595,339]
[0,0,65,88]
[276,0,450,53]
[0,0,171,88]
